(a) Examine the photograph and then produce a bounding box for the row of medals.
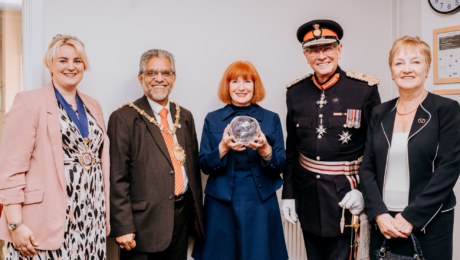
[316,92,360,144]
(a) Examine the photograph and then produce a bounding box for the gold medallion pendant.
[79,138,96,171]
[173,141,186,166]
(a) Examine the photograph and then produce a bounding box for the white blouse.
[383,133,410,212]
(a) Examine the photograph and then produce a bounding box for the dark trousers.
[121,196,190,260]
[370,210,454,260]
[302,230,350,260]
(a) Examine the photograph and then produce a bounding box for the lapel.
[139,96,173,167]
[78,90,106,133]
[380,100,398,147]
[408,93,431,141]
[44,83,67,192]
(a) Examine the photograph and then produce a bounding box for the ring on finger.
[260,139,265,145]
[120,245,125,249]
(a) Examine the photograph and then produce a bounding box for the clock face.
[429,0,460,14]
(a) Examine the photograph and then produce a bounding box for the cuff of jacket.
[401,205,435,230]
[281,185,295,199]
[259,152,278,168]
[108,225,137,238]
[205,146,227,172]
[0,186,25,205]
[367,206,390,224]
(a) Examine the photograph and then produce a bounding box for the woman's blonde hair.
[43,35,90,71]
[389,36,431,68]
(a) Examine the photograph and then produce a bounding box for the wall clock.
[428,0,460,14]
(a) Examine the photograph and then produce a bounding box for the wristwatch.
[8,221,23,231]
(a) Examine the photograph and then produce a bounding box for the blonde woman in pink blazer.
[0,35,110,259]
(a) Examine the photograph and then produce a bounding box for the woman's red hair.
[218,61,265,104]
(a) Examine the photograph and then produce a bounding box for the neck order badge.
[313,73,340,109]
[53,85,96,171]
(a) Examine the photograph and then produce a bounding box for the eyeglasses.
[306,45,337,57]
[144,70,175,78]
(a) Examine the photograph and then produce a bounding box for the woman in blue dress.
[192,61,288,260]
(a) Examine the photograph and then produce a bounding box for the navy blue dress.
[192,104,288,260]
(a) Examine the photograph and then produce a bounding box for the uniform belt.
[298,153,363,176]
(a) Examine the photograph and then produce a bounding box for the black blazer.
[360,92,460,232]
[108,96,204,252]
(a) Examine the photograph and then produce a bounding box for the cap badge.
[313,24,322,38]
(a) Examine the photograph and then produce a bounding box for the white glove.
[281,199,297,225]
[338,189,365,215]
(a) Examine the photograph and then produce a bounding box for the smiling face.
[304,43,342,82]
[391,48,430,91]
[50,45,85,90]
[138,56,176,106]
[229,76,254,107]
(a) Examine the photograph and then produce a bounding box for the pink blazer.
[0,82,111,250]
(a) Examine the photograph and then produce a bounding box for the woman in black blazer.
[360,36,460,259]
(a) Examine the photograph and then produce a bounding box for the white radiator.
[282,218,307,260]
[277,189,308,260]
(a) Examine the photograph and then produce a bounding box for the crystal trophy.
[229,116,260,145]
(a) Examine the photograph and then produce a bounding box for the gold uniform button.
[316,175,321,179]
[296,124,300,128]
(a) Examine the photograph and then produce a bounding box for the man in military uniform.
[281,20,381,260]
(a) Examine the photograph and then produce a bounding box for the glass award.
[229,116,260,145]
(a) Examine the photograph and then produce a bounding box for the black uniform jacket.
[108,96,205,252]
[360,93,460,232]
[283,66,381,237]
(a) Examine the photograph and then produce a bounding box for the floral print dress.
[6,100,107,260]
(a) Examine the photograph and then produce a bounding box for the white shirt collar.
[147,97,170,115]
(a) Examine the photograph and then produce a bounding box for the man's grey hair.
[139,49,176,75]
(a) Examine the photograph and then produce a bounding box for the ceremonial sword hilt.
[345,214,360,234]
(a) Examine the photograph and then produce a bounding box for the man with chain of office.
[281,20,381,260]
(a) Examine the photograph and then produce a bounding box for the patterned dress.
[6,101,107,260]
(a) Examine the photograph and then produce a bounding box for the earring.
[50,72,53,77]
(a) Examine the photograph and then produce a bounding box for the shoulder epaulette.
[346,71,380,86]
[286,73,313,89]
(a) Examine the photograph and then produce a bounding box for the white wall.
[421,3,460,258]
[42,0,394,131]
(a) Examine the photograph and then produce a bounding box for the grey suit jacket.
[108,95,204,253]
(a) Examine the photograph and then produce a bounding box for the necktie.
[159,108,184,196]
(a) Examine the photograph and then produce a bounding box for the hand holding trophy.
[230,116,271,156]
[229,116,260,145]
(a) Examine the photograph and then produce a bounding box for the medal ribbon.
[54,85,89,138]
[351,110,356,125]
[347,109,352,126]
[312,73,340,91]
[356,110,361,126]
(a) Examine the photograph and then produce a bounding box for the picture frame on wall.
[432,24,460,95]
